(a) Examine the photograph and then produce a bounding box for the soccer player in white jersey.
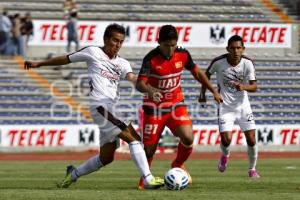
[199,35,260,178]
[24,23,164,189]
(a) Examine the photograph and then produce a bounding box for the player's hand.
[149,91,163,103]
[24,61,40,70]
[198,93,207,108]
[233,82,244,91]
[213,91,223,104]
[198,93,206,103]
[147,84,163,103]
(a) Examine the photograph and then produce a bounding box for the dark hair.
[70,12,77,18]
[158,25,178,42]
[103,23,125,39]
[227,35,244,47]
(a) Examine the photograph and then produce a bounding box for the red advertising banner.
[29,20,292,48]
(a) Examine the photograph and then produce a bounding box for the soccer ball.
[164,167,189,190]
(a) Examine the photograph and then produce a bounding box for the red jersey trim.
[137,75,148,82]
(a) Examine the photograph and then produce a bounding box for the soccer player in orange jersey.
[136,24,223,189]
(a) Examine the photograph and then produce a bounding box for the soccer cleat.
[57,165,76,188]
[143,177,164,190]
[218,154,229,172]
[171,162,192,184]
[185,170,192,185]
[248,169,260,178]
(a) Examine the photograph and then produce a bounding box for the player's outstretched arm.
[190,66,222,104]
[126,72,137,86]
[199,70,211,103]
[24,55,70,70]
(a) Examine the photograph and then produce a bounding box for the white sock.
[247,145,258,170]
[71,155,103,181]
[128,141,153,184]
[220,143,230,156]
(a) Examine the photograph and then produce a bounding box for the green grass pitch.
[0,159,299,200]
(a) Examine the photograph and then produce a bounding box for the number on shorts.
[247,113,254,121]
[144,124,158,135]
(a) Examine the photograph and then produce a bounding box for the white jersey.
[68,46,132,104]
[207,54,256,107]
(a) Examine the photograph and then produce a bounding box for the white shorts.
[218,103,256,133]
[90,103,129,147]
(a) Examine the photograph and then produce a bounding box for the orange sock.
[172,142,193,168]
[147,157,153,167]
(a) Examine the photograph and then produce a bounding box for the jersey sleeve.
[67,47,93,63]
[245,60,256,81]
[184,49,196,70]
[137,56,151,82]
[120,59,133,80]
[207,61,218,75]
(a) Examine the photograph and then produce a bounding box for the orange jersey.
[138,46,196,108]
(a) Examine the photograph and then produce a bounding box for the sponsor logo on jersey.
[246,113,254,121]
[100,70,120,81]
[158,77,180,89]
[175,61,182,68]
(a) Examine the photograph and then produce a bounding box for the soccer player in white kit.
[24,23,164,188]
[199,35,260,178]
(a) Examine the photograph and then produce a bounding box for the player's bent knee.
[181,138,194,147]
[100,155,114,166]
[247,140,256,147]
[178,131,194,146]
[221,139,231,147]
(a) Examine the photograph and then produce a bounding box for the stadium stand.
[265,0,300,53]
[0,58,92,124]
[0,0,281,22]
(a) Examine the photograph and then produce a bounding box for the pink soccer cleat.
[248,169,260,178]
[218,155,229,172]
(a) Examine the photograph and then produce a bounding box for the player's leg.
[118,123,164,189]
[218,131,232,172]
[244,129,259,175]
[56,142,116,188]
[218,105,235,172]
[57,104,162,189]
[244,129,259,178]
[96,104,163,188]
[169,125,193,167]
[138,109,166,189]
[167,106,193,183]
[142,112,166,163]
[169,124,193,184]
[74,37,79,51]
[66,38,71,52]
[239,106,259,178]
